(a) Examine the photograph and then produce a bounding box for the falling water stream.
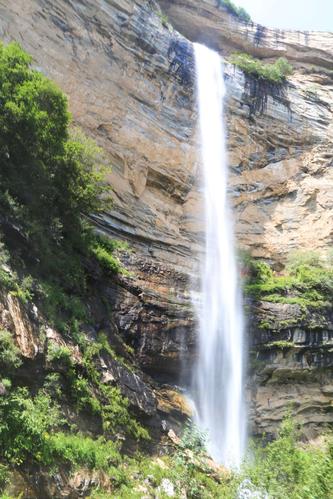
[193,43,246,468]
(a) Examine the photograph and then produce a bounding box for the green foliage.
[100,384,149,441]
[1,379,12,391]
[46,343,73,367]
[264,341,294,350]
[0,243,34,303]
[0,387,60,465]
[157,11,171,29]
[49,433,121,470]
[245,251,333,310]
[89,234,129,276]
[0,465,9,493]
[0,385,122,478]
[90,243,122,275]
[0,243,15,290]
[10,275,34,304]
[243,417,333,498]
[0,330,22,370]
[230,53,293,83]
[78,334,149,440]
[217,0,251,22]
[43,373,63,399]
[44,332,149,441]
[37,281,87,332]
[0,42,111,290]
[70,373,101,414]
[286,250,322,272]
[178,420,207,456]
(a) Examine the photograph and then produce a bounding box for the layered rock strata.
[0,0,332,432]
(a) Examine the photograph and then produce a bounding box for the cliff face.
[0,0,332,435]
[159,0,333,262]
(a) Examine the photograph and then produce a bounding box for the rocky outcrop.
[159,0,333,67]
[249,301,333,436]
[0,290,41,359]
[0,286,160,421]
[0,0,332,435]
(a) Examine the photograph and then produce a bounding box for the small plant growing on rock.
[0,330,22,370]
[46,343,73,367]
[230,53,293,83]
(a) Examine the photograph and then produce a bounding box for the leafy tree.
[0,42,111,289]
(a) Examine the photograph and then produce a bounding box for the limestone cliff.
[0,0,332,437]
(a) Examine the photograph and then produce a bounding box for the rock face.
[0,0,199,379]
[159,0,333,263]
[159,0,333,67]
[248,301,333,436]
[0,0,332,434]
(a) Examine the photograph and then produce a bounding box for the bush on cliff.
[230,52,293,83]
[0,386,121,472]
[244,250,333,309]
[0,41,111,290]
[0,330,22,371]
[217,0,252,23]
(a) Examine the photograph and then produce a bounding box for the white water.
[193,43,246,468]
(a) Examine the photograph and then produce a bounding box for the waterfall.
[193,43,246,468]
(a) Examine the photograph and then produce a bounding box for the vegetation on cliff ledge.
[244,250,333,310]
[230,52,293,83]
[217,0,252,23]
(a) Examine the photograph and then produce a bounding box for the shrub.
[90,244,122,274]
[178,420,207,456]
[0,464,9,492]
[286,250,321,273]
[46,343,73,367]
[0,330,22,370]
[217,0,251,22]
[0,387,60,465]
[10,275,34,304]
[79,333,149,440]
[38,281,87,331]
[230,53,293,83]
[244,417,333,498]
[43,373,63,399]
[89,234,128,275]
[100,384,150,441]
[70,374,101,414]
[0,242,15,290]
[0,386,123,474]
[49,433,121,470]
